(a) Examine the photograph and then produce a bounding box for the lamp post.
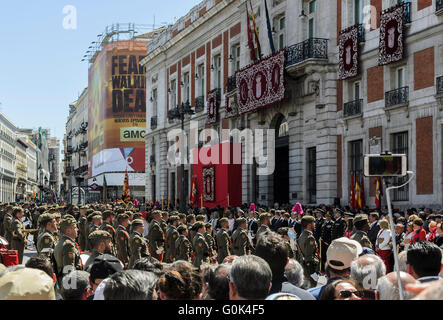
[167,101,194,213]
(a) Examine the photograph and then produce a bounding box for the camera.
[364,154,407,177]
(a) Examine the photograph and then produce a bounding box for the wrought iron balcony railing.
[150,116,158,129]
[227,75,237,93]
[344,99,363,118]
[195,96,205,113]
[437,0,443,14]
[385,86,409,108]
[285,38,328,68]
[437,76,443,95]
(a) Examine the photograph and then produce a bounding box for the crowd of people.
[0,201,442,300]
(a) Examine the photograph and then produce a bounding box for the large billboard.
[88,41,147,178]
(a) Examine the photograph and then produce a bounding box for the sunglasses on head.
[339,290,363,298]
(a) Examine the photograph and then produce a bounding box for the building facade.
[142,0,443,209]
[0,113,17,203]
[48,137,61,200]
[15,138,28,201]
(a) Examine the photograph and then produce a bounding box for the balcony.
[285,38,328,74]
[151,116,158,129]
[437,0,443,14]
[195,96,205,113]
[386,1,411,23]
[344,99,363,118]
[385,86,409,109]
[226,75,237,93]
[437,76,443,96]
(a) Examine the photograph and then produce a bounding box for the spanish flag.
[122,169,130,203]
[190,176,197,206]
[355,177,362,210]
[249,0,262,58]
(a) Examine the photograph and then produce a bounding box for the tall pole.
[180,111,186,213]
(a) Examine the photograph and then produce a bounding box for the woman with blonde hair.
[402,222,414,252]
[376,219,392,272]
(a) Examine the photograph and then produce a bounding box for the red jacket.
[410,227,426,244]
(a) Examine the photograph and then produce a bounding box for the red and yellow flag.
[123,169,131,203]
[375,177,382,209]
[355,177,362,210]
[190,176,197,206]
[249,0,262,58]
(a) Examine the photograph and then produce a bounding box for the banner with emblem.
[202,166,215,202]
[339,25,359,80]
[236,50,285,115]
[206,89,219,124]
[378,3,405,66]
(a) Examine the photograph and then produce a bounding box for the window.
[152,88,158,116]
[349,140,363,184]
[392,132,409,201]
[197,64,205,96]
[354,0,362,25]
[308,0,316,38]
[214,54,222,89]
[232,44,241,72]
[308,147,317,203]
[183,72,190,103]
[170,79,177,108]
[396,67,405,88]
[354,81,361,100]
[273,15,286,50]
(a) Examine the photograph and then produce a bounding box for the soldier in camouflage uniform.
[115,213,131,268]
[164,215,179,263]
[160,211,169,234]
[297,215,319,288]
[86,213,102,251]
[175,224,192,262]
[232,218,250,256]
[192,222,210,269]
[186,214,196,242]
[37,213,57,255]
[278,227,295,259]
[351,214,373,249]
[84,230,113,271]
[100,210,116,255]
[54,215,83,283]
[255,213,272,242]
[11,207,27,264]
[128,219,150,269]
[215,217,231,264]
[77,206,88,251]
[204,223,217,264]
[147,211,166,262]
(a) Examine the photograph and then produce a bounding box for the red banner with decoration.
[339,25,359,80]
[379,3,405,66]
[206,89,219,124]
[202,166,215,202]
[224,94,238,119]
[236,50,285,115]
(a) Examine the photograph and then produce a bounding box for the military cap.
[79,206,87,210]
[59,215,77,228]
[131,219,144,228]
[88,230,112,242]
[116,208,125,214]
[259,213,271,222]
[325,212,332,218]
[236,217,247,225]
[161,211,169,217]
[334,208,344,215]
[38,213,55,226]
[205,222,212,229]
[193,221,205,230]
[344,212,354,217]
[102,210,114,219]
[301,215,315,224]
[196,214,205,221]
[5,205,13,211]
[369,212,379,219]
[169,215,180,223]
[354,214,369,224]
[314,208,325,215]
[219,217,229,224]
[117,213,130,222]
[277,227,289,235]
[53,212,61,219]
[133,212,143,220]
[178,213,186,220]
[177,224,188,233]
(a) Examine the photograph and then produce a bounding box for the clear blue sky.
[0,0,200,150]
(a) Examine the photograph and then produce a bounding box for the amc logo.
[120,127,146,142]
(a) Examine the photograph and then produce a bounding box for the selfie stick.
[384,171,415,301]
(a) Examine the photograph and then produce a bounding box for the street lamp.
[167,101,194,213]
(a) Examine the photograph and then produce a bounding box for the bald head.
[377,271,417,300]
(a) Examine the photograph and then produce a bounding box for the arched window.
[275,116,289,138]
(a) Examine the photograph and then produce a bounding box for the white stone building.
[142,0,443,209]
[0,112,16,203]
